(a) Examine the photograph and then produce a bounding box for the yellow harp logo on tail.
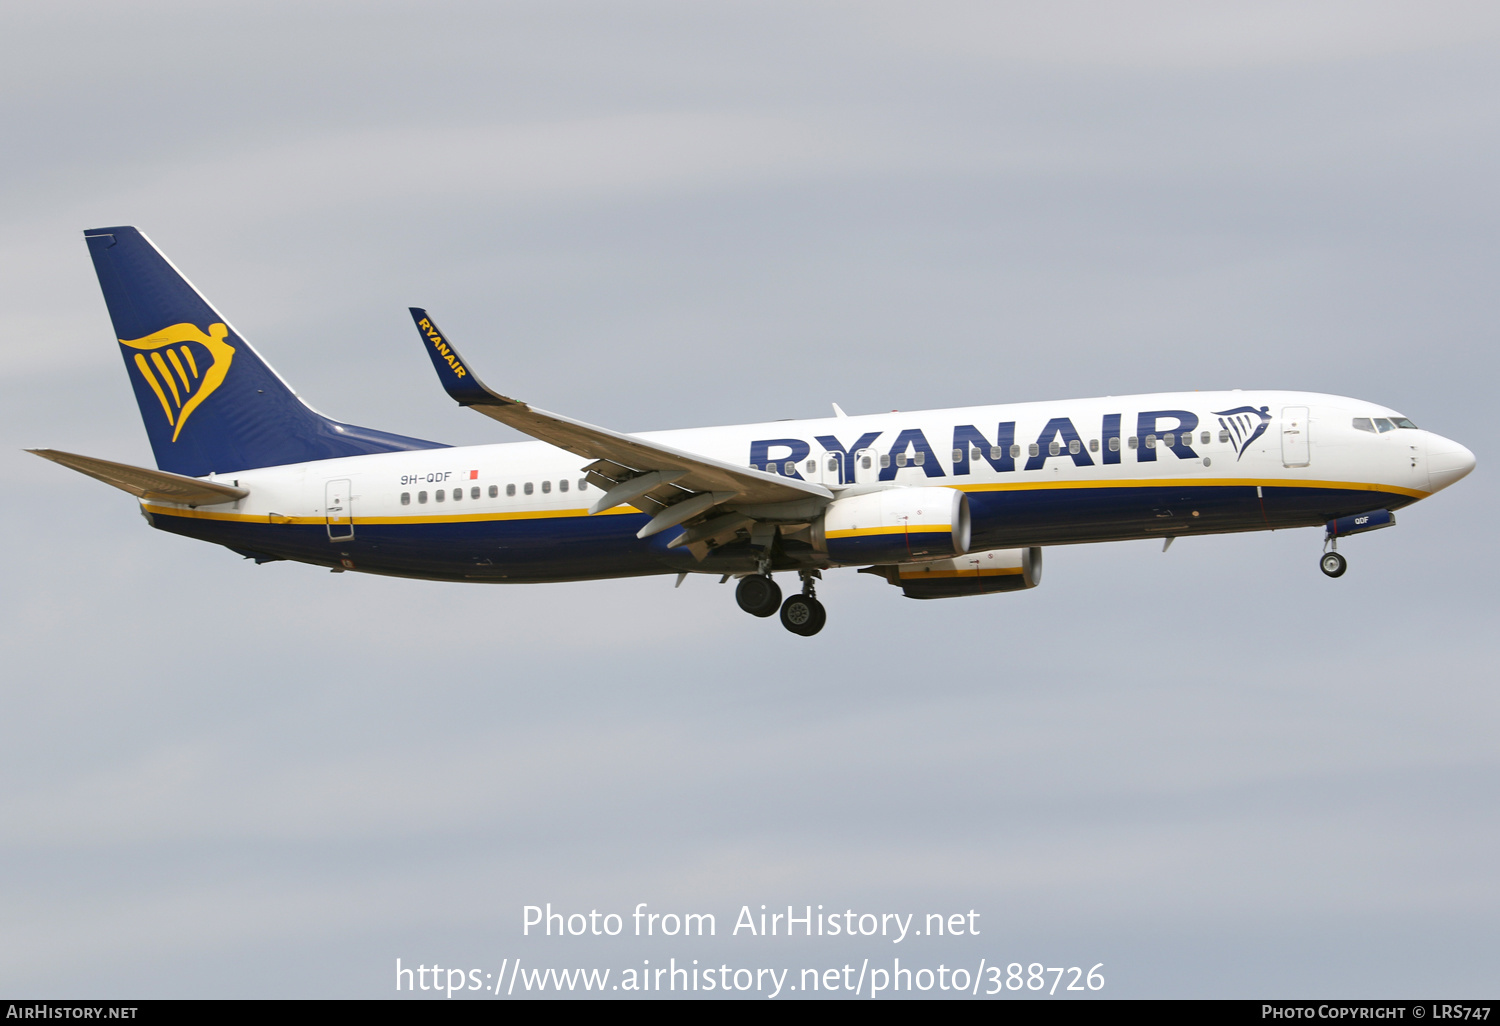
[119,323,236,442]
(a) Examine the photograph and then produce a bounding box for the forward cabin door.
[1281,407,1311,467]
[326,478,354,541]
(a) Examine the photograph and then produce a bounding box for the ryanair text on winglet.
[419,318,468,379]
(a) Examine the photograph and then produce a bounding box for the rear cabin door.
[1281,407,1310,467]
[326,478,354,541]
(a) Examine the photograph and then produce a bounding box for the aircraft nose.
[1427,434,1476,492]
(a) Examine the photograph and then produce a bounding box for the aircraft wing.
[27,448,248,506]
[408,309,831,529]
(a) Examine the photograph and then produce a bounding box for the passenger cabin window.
[1145,434,1157,448]
[861,455,872,469]
[471,486,481,499]
[1352,418,1376,433]
[806,459,816,474]
[418,491,428,503]
[542,480,551,493]
[559,479,568,492]
[826,457,838,472]
[1028,443,1040,457]
[1163,433,1175,447]
[895,453,908,467]
[1010,444,1021,459]
[1089,439,1099,452]
[435,489,445,502]
[506,484,516,497]
[1200,431,1210,445]
[914,452,925,466]
[879,454,891,468]
[1374,418,1395,433]
[989,446,1002,460]
[524,482,534,495]
[489,485,499,498]
[1068,439,1081,454]
[452,488,462,500]
[1047,441,1060,456]
[952,449,963,463]
[401,492,411,505]
[1108,437,1121,452]
[783,461,796,475]
[579,479,588,490]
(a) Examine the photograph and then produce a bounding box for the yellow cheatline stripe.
[165,348,192,391]
[180,345,198,378]
[142,478,1426,525]
[954,477,1430,500]
[140,503,644,525]
[150,351,181,407]
[897,567,1023,580]
[826,524,952,539]
[133,354,175,426]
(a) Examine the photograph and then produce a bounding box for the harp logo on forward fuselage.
[1213,405,1272,461]
[119,322,236,442]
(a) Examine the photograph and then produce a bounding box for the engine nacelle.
[813,487,970,565]
[860,546,1042,599]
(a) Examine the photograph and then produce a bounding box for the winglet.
[408,308,523,408]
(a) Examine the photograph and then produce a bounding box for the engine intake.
[860,547,1042,599]
[813,487,970,565]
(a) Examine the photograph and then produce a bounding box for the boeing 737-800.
[30,227,1476,636]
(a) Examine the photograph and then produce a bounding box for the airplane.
[29,226,1477,637]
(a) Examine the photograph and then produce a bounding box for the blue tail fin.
[84,226,445,477]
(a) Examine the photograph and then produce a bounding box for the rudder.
[85,226,444,477]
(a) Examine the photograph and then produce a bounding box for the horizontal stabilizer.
[27,448,248,506]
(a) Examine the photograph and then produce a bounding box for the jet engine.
[812,487,970,565]
[859,546,1043,599]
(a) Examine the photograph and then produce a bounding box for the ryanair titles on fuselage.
[748,405,1271,484]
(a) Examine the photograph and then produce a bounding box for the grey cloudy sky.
[1,0,1497,998]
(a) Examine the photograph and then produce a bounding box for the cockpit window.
[1374,418,1396,433]
[1352,418,1376,433]
[1391,417,1418,429]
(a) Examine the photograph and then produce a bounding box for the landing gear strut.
[1320,536,1348,578]
[779,571,827,636]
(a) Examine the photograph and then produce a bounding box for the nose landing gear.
[1319,510,1395,578]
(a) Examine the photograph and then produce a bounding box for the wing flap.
[28,449,249,505]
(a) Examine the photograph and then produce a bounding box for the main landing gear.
[735,573,781,617]
[734,570,826,635]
